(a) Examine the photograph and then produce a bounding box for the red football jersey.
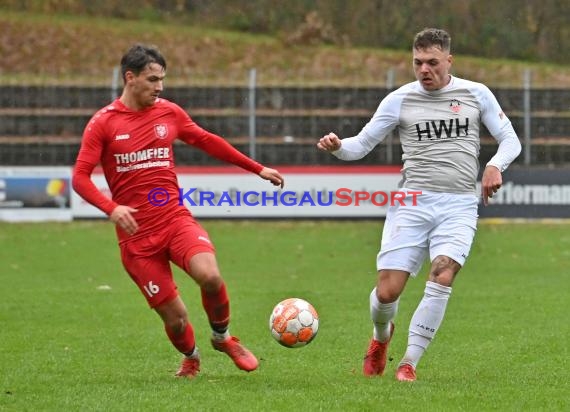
[74,98,263,241]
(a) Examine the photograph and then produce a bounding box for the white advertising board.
[0,167,72,222]
[71,166,403,219]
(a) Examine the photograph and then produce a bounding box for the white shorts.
[377,189,478,277]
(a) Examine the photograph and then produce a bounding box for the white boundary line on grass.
[479,218,570,225]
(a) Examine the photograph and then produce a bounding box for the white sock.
[370,288,399,342]
[400,281,452,368]
[185,347,200,359]
[212,330,230,341]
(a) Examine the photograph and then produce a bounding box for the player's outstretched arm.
[259,167,284,188]
[109,205,139,235]
[317,132,342,152]
[481,165,502,206]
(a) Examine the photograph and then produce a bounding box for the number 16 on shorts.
[143,281,160,297]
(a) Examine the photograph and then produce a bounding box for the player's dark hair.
[413,28,451,52]
[120,44,166,82]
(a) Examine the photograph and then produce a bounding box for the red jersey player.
[72,44,284,378]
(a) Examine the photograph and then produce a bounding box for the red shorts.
[119,216,215,308]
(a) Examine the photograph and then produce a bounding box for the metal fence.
[0,69,568,167]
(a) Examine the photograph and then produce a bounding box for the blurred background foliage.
[1,0,568,63]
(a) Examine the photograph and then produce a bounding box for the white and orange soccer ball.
[269,298,319,348]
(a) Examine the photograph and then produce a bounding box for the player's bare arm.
[317,132,342,152]
[259,167,285,188]
[110,205,139,235]
[481,165,503,206]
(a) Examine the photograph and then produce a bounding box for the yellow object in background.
[46,179,65,197]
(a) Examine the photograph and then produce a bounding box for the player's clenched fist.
[317,132,342,152]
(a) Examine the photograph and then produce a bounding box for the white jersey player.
[317,28,521,382]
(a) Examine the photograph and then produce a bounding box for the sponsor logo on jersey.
[114,147,170,166]
[415,118,469,140]
[115,133,130,140]
[449,99,461,113]
[154,124,169,139]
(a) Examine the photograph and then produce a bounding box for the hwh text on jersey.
[415,118,469,141]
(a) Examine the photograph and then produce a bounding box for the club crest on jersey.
[449,99,461,113]
[154,124,169,139]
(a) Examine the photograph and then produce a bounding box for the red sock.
[201,282,230,333]
[165,322,196,355]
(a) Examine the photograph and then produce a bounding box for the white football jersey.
[334,76,521,194]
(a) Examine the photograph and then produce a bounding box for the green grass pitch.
[0,220,568,411]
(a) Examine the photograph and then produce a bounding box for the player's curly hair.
[120,44,166,81]
[413,28,451,52]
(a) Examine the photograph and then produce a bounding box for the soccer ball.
[269,298,319,348]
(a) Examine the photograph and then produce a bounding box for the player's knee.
[429,255,459,286]
[377,270,406,303]
[376,286,400,303]
[165,314,188,335]
[198,271,223,292]
[156,297,188,333]
[188,253,222,290]
[160,302,188,332]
